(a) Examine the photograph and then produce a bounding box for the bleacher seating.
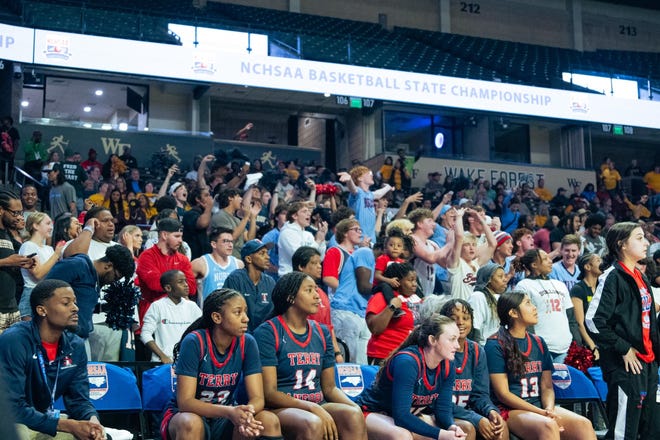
[9,1,660,92]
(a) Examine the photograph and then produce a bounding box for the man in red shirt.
[136,218,196,328]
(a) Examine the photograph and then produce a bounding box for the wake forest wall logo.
[44,34,72,60]
[192,53,217,75]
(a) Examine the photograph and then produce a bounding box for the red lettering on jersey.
[453,379,473,392]
[287,352,321,366]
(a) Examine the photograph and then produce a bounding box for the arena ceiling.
[600,0,660,11]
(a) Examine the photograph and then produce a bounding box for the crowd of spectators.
[2,123,660,437]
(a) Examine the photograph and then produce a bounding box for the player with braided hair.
[163,288,282,440]
[254,272,367,440]
[485,291,594,440]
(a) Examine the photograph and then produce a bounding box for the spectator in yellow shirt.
[600,162,621,193]
[644,165,660,194]
[534,177,553,201]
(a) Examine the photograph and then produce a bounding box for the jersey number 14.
[293,369,317,390]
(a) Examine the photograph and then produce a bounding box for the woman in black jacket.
[585,222,659,439]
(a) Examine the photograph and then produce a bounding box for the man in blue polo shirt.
[223,239,275,332]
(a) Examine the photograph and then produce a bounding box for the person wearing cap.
[43,161,77,220]
[81,148,102,172]
[168,181,189,221]
[490,231,513,275]
[136,217,196,332]
[45,216,135,356]
[469,263,508,344]
[223,239,275,332]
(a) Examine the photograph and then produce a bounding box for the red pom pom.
[564,341,594,373]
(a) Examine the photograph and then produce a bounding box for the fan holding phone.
[18,213,66,320]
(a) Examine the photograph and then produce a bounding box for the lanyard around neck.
[36,350,60,411]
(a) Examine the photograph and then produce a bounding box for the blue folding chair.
[55,362,144,437]
[142,364,176,412]
[587,366,608,402]
[553,363,608,431]
[334,363,379,401]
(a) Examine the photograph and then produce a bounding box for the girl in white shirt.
[18,212,64,319]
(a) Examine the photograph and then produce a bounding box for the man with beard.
[0,279,107,439]
[63,206,118,260]
[45,217,134,358]
[0,190,36,332]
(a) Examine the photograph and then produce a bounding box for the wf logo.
[100,138,131,155]
[566,178,581,189]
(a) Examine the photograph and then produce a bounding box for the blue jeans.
[18,286,33,318]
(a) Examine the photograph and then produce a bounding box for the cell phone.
[26,253,37,258]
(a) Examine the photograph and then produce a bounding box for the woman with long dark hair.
[569,253,601,358]
[355,314,467,439]
[440,299,508,440]
[513,249,574,363]
[585,222,660,438]
[485,291,595,440]
[161,288,282,440]
[254,272,366,440]
[52,212,81,245]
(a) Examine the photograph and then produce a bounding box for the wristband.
[334,351,342,356]
[83,225,95,234]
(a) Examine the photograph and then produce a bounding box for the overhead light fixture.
[118,122,128,131]
[95,89,103,96]
[83,106,92,113]
[20,100,29,107]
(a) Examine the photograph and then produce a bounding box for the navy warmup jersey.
[356,345,455,439]
[451,340,499,427]
[484,332,553,408]
[254,316,334,403]
[173,330,261,407]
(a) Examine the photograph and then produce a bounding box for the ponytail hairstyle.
[495,291,529,378]
[374,313,456,382]
[602,221,640,268]
[577,252,595,280]
[439,298,476,341]
[173,288,242,361]
[271,272,310,317]
[512,248,542,277]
